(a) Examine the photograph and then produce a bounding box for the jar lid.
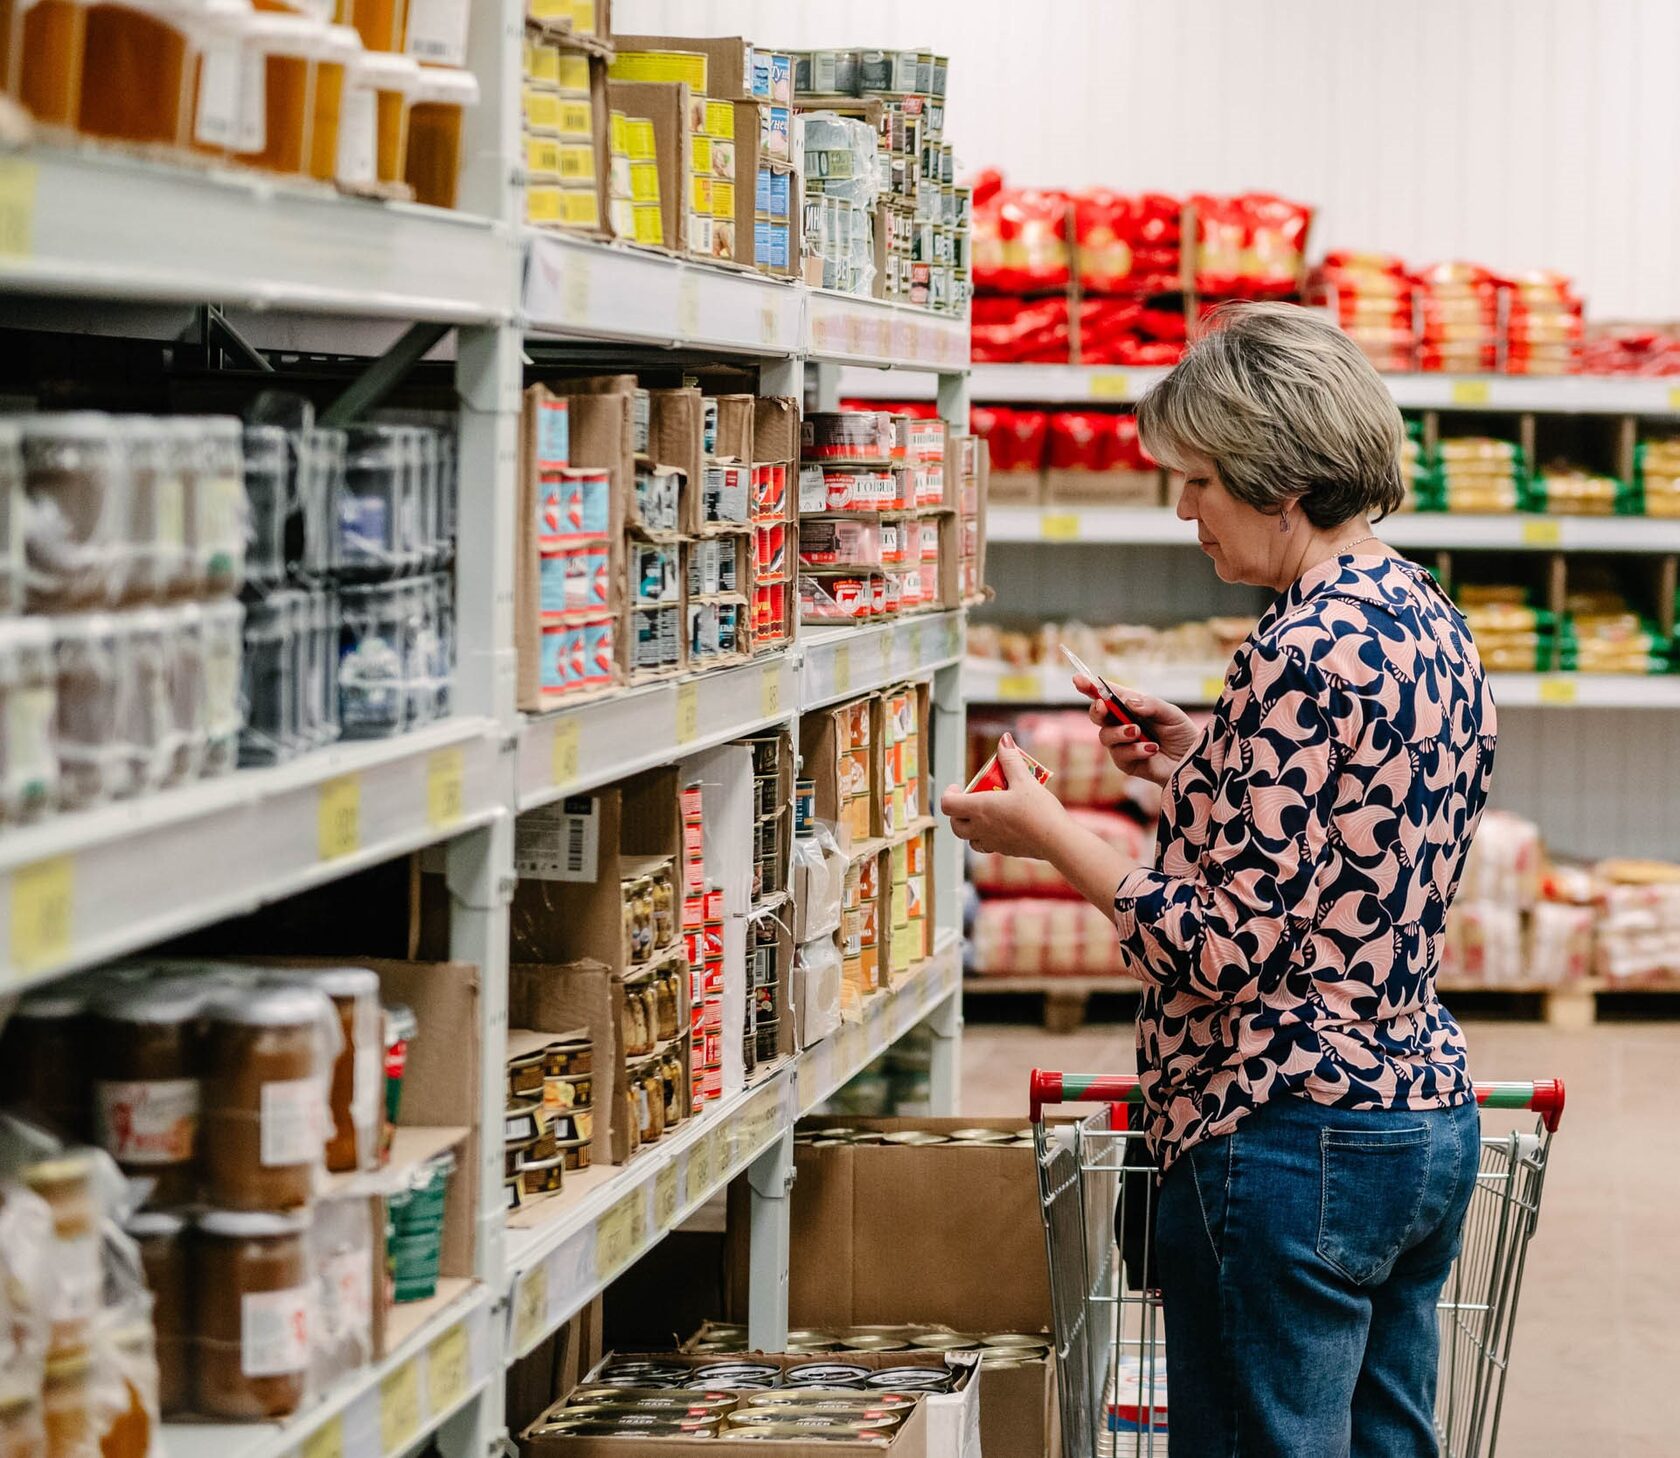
[22,1150,97,1188]
[410,66,481,108]
[207,981,333,1027]
[353,50,423,91]
[301,965,382,999]
[198,1208,311,1237]
[317,20,361,59]
[51,612,118,643]
[18,411,117,442]
[91,978,210,1024]
[123,1209,188,1238]
[113,415,170,444]
[235,11,326,53]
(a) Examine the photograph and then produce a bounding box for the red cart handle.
[1029,1070,1565,1134]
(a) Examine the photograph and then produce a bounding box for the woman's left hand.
[940,733,1068,859]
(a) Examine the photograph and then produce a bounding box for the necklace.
[1338,533,1378,554]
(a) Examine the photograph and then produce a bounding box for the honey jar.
[123,1210,189,1416]
[193,1209,311,1419]
[403,63,477,208]
[306,21,360,181]
[76,0,193,145]
[237,12,324,174]
[14,0,89,127]
[0,986,92,1141]
[303,966,382,1174]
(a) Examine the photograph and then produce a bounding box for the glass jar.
[306,20,358,181]
[175,0,250,155]
[346,0,401,54]
[76,0,191,143]
[21,414,129,612]
[403,65,477,208]
[115,608,171,799]
[0,987,91,1140]
[302,966,382,1174]
[23,1153,100,1360]
[52,613,123,812]
[241,425,289,591]
[337,583,404,740]
[358,49,416,184]
[240,590,300,768]
[199,596,243,777]
[41,1352,90,1458]
[0,617,58,824]
[117,418,188,602]
[90,979,207,1206]
[235,12,322,174]
[201,983,333,1210]
[193,1209,311,1419]
[96,1322,156,1458]
[193,417,246,595]
[161,601,206,784]
[123,1210,190,1416]
[15,0,89,126]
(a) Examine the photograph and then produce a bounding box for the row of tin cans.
[689,1325,1050,1364]
[588,1357,958,1394]
[793,1125,1034,1148]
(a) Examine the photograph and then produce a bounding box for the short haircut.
[1136,301,1405,527]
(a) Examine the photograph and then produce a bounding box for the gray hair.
[1136,301,1405,528]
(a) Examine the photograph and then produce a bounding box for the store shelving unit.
[0,76,970,1458]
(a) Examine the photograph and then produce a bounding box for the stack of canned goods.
[503,1033,593,1209]
[793,1124,1035,1149]
[687,1322,1049,1369]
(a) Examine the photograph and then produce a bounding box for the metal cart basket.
[1029,1071,1566,1458]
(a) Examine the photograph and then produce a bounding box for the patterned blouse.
[1114,554,1494,1171]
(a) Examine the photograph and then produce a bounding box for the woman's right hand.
[1072,674,1199,786]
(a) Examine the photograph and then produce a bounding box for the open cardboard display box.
[724,1116,1059,1458]
[520,1348,979,1457]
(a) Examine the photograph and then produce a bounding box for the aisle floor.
[959,1016,1680,1458]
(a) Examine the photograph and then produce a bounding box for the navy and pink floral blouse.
[1114,554,1494,1170]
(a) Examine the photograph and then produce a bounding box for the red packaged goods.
[1311,251,1416,372]
[972,407,1050,473]
[1413,260,1500,373]
[970,806,1153,896]
[1079,299,1188,365]
[965,741,1053,792]
[1074,190,1185,295]
[1112,415,1156,470]
[1502,269,1583,375]
[973,186,1071,293]
[1578,326,1680,376]
[1192,192,1313,298]
[970,896,1135,977]
[971,295,1070,363]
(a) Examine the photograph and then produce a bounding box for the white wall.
[615,0,1680,320]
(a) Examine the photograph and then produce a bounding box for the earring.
[1279,509,1290,534]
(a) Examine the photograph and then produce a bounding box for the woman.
[943,302,1494,1458]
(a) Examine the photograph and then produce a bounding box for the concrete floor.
[959,1015,1680,1458]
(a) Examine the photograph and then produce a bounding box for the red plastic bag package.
[1074,190,1184,295]
[1192,192,1313,299]
[1311,250,1415,372]
[1412,260,1499,373]
[973,186,1071,294]
[971,295,1070,362]
[972,406,1050,472]
[1079,298,1187,366]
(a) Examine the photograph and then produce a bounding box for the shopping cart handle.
[1029,1071,1566,1132]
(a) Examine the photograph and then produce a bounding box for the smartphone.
[1059,644,1143,733]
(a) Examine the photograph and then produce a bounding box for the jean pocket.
[1317,1124,1432,1286]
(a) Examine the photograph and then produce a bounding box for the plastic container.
[0,420,25,615]
[345,0,400,54]
[76,0,193,143]
[306,21,359,181]
[115,607,173,797]
[0,617,58,823]
[237,12,321,174]
[339,425,402,572]
[90,979,208,1206]
[200,596,243,775]
[240,591,300,767]
[359,49,417,184]
[122,417,190,600]
[337,581,403,739]
[297,426,345,576]
[200,983,336,1211]
[403,65,477,208]
[177,417,246,597]
[241,425,290,590]
[193,1209,311,1418]
[21,414,130,612]
[14,0,89,125]
[52,613,124,811]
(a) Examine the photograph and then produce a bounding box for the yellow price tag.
[1088,372,1131,400]
[676,680,700,744]
[759,666,781,718]
[996,672,1040,702]
[563,252,591,319]
[1200,676,1225,703]
[0,159,37,258]
[834,643,852,694]
[379,1360,422,1455]
[426,1322,471,1414]
[426,747,465,829]
[513,1263,549,1353]
[1450,378,1491,406]
[678,274,701,337]
[1538,676,1578,705]
[688,1128,714,1194]
[654,1161,679,1228]
[318,775,361,861]
[551,717,580,786]
[11,857,73,976]
[760,303,778,345]
[1520,519,1562,546]
[1040,512,1080,542]
[301,1416,344,1458]
[595,1193,637,1279]
[1668,385,1680,411]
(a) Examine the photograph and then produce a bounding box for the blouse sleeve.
[1112,639,1354,1003]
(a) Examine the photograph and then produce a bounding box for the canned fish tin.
[984,1331,1052,1350]
[794,778,815,834]
[912,1332,981,1352]
[881,1130,947,1146]
[947,1127,1013,1144]
[840,1332,909,1352]
[689,1360,781,1386]
[783,1362,870,1387]
[536,1415,717,1437]
[867,1367,954,1391]
[728,1421,894,1442]
[745,1388,917,1410]
[566,1385,735,1406]
[565,1394,737,1418]
[730,1407,906,1430]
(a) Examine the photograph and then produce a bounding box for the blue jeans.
[1155,1094,1481,1458]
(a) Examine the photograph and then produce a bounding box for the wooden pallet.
[966,975,1680,1031]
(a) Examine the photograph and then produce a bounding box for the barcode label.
[514,795,601,882]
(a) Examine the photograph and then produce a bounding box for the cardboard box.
[1044,467,1164,507]
[610,34,758,100]
[709,391,755,464]
[605,79,692,253]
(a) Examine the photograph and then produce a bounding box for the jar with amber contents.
[193,1209,311,1419]
[90,981,206,1207]
[653,968,678,1043]
[97,1322,156,1458]
[661,1052,683,1126]
[22,1153,100,1360]
[41,1353,89,1458]
[15,0,90,128]
[302,967,381,1174]
[201,985,333,1211]
[0,987,93,1142]
[123,1211,189,1416]
[0,1379,43,1458]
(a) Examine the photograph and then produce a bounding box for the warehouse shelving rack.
[0,68,971,1458]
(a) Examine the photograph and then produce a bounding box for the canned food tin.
[557,1135,591,1171]
[867,1367,954,1391]
[507,1050,545,1096]
[544,1037,593,1076]
[948,1127,1013,1144]
[729,1407,905,1430]
[517,1152,565,1195]
[783,1362,870,1387]
[727,1421,894,1442]
[544,1069,593,1111]
[535,1415,716,1436]
[744,1389,917,1410]
[882,1130,948,1146]
[984,1332,1051,1350]
[840,1332,909,1352]
[566,1385,735,1405]
[564,1394,736,1417]
[690,1361,781,1382]
[912,1332,981,1351]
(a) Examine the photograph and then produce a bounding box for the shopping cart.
[1029,1071,1565,1458]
